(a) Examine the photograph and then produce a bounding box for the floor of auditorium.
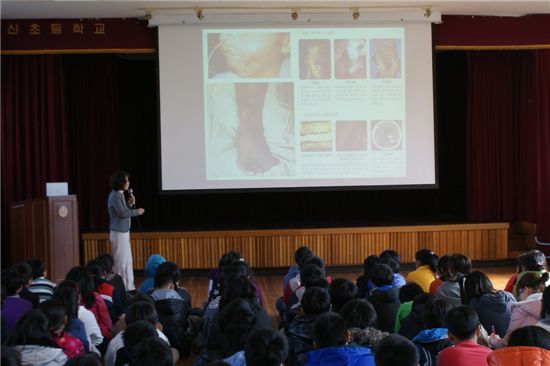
[148,265,516,366]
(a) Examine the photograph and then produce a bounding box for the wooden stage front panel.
[82,223,509,269]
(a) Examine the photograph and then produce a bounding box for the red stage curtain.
[466,50,550,241]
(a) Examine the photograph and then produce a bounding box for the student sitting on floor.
[375,334,419,366]
[367,264,401,333]
[244,329,289,366]
[27,258,57,303]
[406,249,438,293]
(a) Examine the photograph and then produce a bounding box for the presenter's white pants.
[109,231,135,291]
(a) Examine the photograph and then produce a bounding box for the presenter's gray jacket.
[108,190,140,233]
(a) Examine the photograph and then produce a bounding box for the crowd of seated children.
[96,254,128,306]
[27,258,57,303]
[87,260,125,324]
[406,249,439,292]
[435,254,472,305]
[304,313,374,366]
[504,249,548,298]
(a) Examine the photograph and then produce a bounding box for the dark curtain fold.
[466,50,550,240]
[1,55,70,263]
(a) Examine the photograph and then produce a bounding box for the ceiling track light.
[291,8,299,21]
[351,8,360,20]
[196,9,204,21]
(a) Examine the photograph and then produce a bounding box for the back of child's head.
[380,250,401,264]
[370,264,394,287]
[155,261,181,286]
[126,292,155,307]
[444,305,479,341]
[301,287,331,315]
[86,259,106,282]
[96,253,115,273]
[154,272,175,289]
[26,258,46,280]
[222,260,252,280]
[398,283,424,303]
[219,275,258,310]
[508,326,550,350]
[542,286,550,319]
[437,255,450,276]
[423,298,453,329]
[38,299,66,335]
[363,255,380,275]
[518,250,548,272]
[412,292,433,307]
[1,346,21,366]
[125,301,159,326]
[245,329,289,366]
[379,257,400,274]
[375,334,419,366]
[328,278,358,312]
[415,249,438,272]
[295,246,313,265]
[300,264,323,285]
[123,320,159,355]
[517,272,550,293]
[218,251,242,268]
[448,254,472,278]
[15,263,33,286]
[313,313,348,348]
[131,337,173,366]
[302,275,329,289]
[65,266,95,308]
[339,298,377,329]
[300,255,325,272]
[6,310,54,347]
[219,298,257,357]
[64,353,103,366]
[463,271,496,303]
[2,267,23,295]
[52,286,79,326]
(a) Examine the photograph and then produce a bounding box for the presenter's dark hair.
[375,334,419,366]
[110,170,130,190]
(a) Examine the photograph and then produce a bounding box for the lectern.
[10,195,79,282]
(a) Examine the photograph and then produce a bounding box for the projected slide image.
[334,39,367,79]
[300,121,333,152]
[370,39,402,79]
[299,39,331,80]
[335,121,368,151]
[207,32,290,79]
[206,82,295,178]
[371,120,402,151]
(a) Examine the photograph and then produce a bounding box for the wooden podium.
[10,195,79,282]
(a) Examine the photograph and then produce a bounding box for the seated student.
[244,329,289,366]
[87,259,125,324]
[304,313,374,366]
[221,299,270,365]
[537,286,550,332]
[508,325,550,349]
[56,280,104,354]
[487,326,550,366]
[65,266,112,340]
[406,249,438,293]
[139,254,166,295]
[394,283,424,334]
[411,298,454,366]
[375,334,419,366]
[463,271,515,337]
[39,300,85,359]
[286,287,332,366]
[429,255,449,296]
[285,263,327,314]
[489,272,549,348]
[1,267,33,335]
[399,293,433,340]
[438,305,492,366]
[504,249,548,298]
[27,258,57,303]
[339,298,389,351]
[104,300,176,366]
[380,250,406,287]
[115,320,159,366]
[329,278,359,313]
[51,286,90,353]
[283,255,327,306]
[96,253,128,306]
[5,310,68,365]
[283,246,313,291]
[356,255,380,298]
[436,254,472,305]
[131,337,174,366]
[206,251,243,307]
[15,263,40,308]
[367,264,401,333]
[152,272,192,356]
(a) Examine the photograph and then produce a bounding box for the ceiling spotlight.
[352,9,360,20]
[196,9,204,21]
[291,8,299,21]
[424,8,432,18]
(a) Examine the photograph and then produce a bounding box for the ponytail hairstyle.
[6,310,56,348]
[463,271,496,304]
[38,300,67,336]
[415,249,438,273]
[447,254,472,281]
[52,285,79,329]
[517,272,550,295]
[518,250,549,272]
[219,298,257,358]
[65,266,96,309]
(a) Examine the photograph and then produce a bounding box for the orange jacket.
[487,346,550,366]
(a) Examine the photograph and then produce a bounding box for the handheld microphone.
[128,188,136,208]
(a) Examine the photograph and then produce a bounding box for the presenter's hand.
[137,208,145,215]
[128,196,136,206]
